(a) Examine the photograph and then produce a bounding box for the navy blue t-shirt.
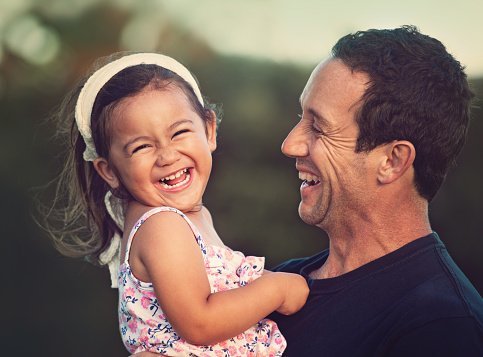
[270,233,483,356]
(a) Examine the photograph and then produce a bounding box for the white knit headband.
[75,52,204,161]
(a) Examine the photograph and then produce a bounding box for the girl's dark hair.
[43,52,221,263]
[332,25,474,201]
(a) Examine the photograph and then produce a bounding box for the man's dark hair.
[332,25,474,201]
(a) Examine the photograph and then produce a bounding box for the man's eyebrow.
[306,107,330,128]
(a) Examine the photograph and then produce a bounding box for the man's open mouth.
[299,172,321,186]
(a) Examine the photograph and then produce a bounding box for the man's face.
[282,58,376,230]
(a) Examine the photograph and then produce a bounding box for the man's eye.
[313,125,323,134]
[173,129,189,138]
[133,144,150,153]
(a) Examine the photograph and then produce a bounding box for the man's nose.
[281,122,309,158]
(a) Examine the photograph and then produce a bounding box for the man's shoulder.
[383,234,483,329]
[398,272,482,321]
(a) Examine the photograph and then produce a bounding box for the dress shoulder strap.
[123,206,206,265]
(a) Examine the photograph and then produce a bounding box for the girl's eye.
[173,129,189,138]
[132,144,151,153]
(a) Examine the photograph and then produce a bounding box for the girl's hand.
[274,272,310,315]
[130,353,160,357]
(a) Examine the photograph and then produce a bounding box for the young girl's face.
[94,85,217,212]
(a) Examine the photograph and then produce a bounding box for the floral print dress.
[118,206,286,356]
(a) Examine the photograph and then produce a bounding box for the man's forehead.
[300,58,369,106]
[300,58,332,104]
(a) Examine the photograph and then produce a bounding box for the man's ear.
[93,157,120,189]
[206,110,218,152]
[377,140,415,184]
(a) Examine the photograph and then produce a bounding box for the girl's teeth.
[161,168,187,182]
[161,173,191,189]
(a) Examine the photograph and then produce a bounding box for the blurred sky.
[162,0,483,77]
[1,0,482,77]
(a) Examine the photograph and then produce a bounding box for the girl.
[47,52,309,356]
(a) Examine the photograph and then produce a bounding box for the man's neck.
[310,200,431,279]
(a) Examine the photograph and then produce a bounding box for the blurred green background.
[1,1,482,356]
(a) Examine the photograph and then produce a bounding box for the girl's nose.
[155,146,181,166]
[281,122,309,158]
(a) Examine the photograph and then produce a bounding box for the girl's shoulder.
[124,203,201,252]
[122,205,204,284]
[125,204,190,237]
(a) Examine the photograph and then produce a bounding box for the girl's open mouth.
[158,168,193,190]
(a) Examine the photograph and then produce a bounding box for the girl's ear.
[206,110,217,152]
[93,158,120,189]
[377,140,416,184]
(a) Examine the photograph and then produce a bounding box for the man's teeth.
[298,172,320,183]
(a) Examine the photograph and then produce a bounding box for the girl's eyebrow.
[123,136,151,152]
[168,118,194,131]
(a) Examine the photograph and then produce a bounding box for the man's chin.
[298,203,327,227]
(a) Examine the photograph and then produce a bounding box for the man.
[270,26,482,356]
[132,26,481,357]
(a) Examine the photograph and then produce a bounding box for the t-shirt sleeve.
[270,257,312,274]
[386,317,483,357]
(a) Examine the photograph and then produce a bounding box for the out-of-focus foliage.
[1,1,481,356]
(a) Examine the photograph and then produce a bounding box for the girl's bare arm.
[131,211,308,346]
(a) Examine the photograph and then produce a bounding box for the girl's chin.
[162,202,203,213]
[148,193,204,212]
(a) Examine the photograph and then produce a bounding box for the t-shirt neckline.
[303,232,442,292]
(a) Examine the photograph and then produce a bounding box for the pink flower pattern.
[118,206,286,356]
